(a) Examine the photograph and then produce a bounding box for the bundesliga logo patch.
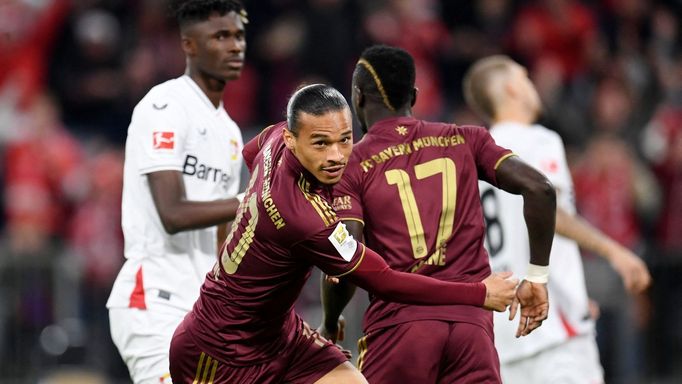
[153,131,175,150]
[328,222,357,262]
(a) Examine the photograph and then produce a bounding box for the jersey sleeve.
[128,96,189,175]
[243,123,279,172]
[294,221,366,278]
[331,162,364,224]
[532,131,574,212]
[460,125,514,186]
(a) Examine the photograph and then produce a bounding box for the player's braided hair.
[355,45,416,111]
[286,84,348,135]
[170,0,247,28]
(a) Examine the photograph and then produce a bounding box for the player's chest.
[182,114,242,166]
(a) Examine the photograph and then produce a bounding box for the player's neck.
[493,109,534,126]
[186,69,226,108]
[365,106,411,130]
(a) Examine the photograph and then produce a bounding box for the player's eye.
[340,137,351,144]
[312,141,327,148]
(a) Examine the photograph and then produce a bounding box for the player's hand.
[324,273,340,284]
[481,271,519,312]
[509,280,549,337]
[608,246,651,294]
[317,315,345,344]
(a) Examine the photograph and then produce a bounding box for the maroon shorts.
[170,317,348,384]
[358,320,501,384]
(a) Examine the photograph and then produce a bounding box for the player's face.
[190,11,246,81]
[284,108,354,185]
[510,64,541,119]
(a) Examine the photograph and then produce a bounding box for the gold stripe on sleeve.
[298,175,338,226]
[494,153,517,170]
[332,243,366,278]
[192,352,206,384]
[208,360,218,384]
[201,356,213,383]
[340,217,365,226]
[256,124,275,149]
[357,335,368,371]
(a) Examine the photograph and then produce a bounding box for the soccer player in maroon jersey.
[319,45,557,383]
[169,84,519,383]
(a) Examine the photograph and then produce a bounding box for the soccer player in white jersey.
[106,1,248,383]
[463,55,652,384]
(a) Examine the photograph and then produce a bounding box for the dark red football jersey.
[333,116,513,332]
[187,122,365,366]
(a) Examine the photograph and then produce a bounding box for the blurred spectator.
[641,51,682,377]
[49,6,129,143]
[0,0,70,142]
[571,75,660,384]
[509,0,598,82]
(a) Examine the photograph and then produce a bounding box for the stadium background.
[0,0,680,382]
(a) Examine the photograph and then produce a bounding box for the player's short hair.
[355,45,415,111]
[463,55,515,122]
[170,0,247,29]
[286,84,348,135]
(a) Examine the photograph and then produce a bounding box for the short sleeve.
[531,132,574,211]
[331,162,364,224]
[128,97,189,175]
[294,222,366,278]
[460,125,514,186]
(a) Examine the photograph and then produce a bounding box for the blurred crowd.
[0,0,680,383]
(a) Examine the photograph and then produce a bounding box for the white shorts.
[501,333,604,384]
[109,308,185,384]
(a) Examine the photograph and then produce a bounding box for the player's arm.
[148,171,241,234]
[555,207,651,293]
[319,220,363,342]
[342,245,518,310]
[495,155,556,336]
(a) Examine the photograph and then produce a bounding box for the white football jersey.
[107,75,243,315]
[479,122,594,363]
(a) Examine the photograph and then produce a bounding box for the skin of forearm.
[157,198,241,234]
[321,275,356,328]
[555,207,621,261]
[496,157,556,266]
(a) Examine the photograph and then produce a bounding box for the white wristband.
[526,264,549,284]
[236,192,246,202]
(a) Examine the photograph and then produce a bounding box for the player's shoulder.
[272,177,338,240]
[133,77,188,117]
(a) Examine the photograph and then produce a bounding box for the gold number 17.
[385,157,457,264]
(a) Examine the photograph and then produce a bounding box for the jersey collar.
[182,75,224,113]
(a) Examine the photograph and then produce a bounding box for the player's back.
[334,116,512,331]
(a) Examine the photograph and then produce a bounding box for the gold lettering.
[371,154,382,163]
[413,138,424,151]
[274,218,285,229]
[361,160,373,172]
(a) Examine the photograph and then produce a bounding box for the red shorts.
[358,320,501,384]
[170,316,348,384]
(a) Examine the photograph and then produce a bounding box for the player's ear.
[410,87,418,107]
[181,35,197,57]
[282,127,296,151]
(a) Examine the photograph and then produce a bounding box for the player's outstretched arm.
[555,207,651,293]
[148,170,241,234]
[344,246,518,309]
[495,156,556,336]
[319,220,363,343]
